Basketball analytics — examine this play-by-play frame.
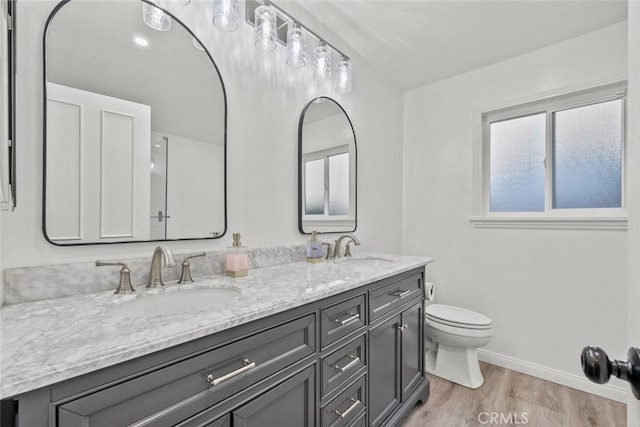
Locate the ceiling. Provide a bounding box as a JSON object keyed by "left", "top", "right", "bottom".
{"left": 294, "top": 0, "right": 628, "bottom": 91}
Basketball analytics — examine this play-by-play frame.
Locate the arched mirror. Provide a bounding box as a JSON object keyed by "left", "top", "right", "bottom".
{"left": 43, "top": 0, "right": 226, "bottom": 245}
{"left": 298, "top": 97, "right": 357, "bottom": 234}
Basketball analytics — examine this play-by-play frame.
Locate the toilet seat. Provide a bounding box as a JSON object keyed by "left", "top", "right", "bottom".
{"left": 425, "top": 304, "right": 492, "bottom": 330}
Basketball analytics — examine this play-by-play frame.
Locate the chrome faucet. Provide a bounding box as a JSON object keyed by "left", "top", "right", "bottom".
{"left": 147, "top": 245, "right": 176, "bottom": 288}
{"left": 333, "top": 234, "right": 361, "bottom": 258}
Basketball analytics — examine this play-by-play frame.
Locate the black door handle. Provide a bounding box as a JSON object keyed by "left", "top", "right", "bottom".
{"left": 581, "top": 345, "right": 640, "bottom": 399}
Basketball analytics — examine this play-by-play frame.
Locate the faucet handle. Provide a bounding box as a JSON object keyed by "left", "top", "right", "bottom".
{"left": 96, "top": 260, "right": 135, "bottom": 294}
{"left": 344, "top": 242, "right": 354, "bottom": 257}
{"left": 322, "top": 242, "right": 332, "bottom": 260}
{"left": 178, "top": 251, "right": 206, "bottom": 284}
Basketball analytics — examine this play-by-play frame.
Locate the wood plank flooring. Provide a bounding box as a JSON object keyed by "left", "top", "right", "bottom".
{"left": 403, "top": 362, "right": 626, "bottom": 427}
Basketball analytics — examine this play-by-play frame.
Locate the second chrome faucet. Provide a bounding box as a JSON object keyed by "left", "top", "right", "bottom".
{"left": 147, "top": 245, "right": 176, "bottom": 288}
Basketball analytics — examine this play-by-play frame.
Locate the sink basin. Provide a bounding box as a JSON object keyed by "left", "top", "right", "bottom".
{"left": 339, "top": 256, "right": 392, "bottom": 264}
{"left": 107, "top": 288, "right": 241, "bottom": 317}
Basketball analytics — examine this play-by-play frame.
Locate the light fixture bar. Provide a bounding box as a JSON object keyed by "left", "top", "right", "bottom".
{"left": 245, "top": 0, "right": 350, "bottom": 61}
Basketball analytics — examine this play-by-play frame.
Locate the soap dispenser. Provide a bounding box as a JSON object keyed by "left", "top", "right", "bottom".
{"left": 306, "top": 231, "right": 323, "bottom": 263}
{"left": 226, "top": 233, "right": 248, "bottom": 278}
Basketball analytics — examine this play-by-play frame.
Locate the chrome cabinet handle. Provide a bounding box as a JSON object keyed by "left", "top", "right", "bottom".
{"left": 334, "top": 355, "right": 360, "bottom": 373}
{"left": 206, "top": 359, "right": 256, "bottom": 386}
{"left": 392, "top": 289, "right": 411, "bottom": 298}
{"left": 397, "top": 323, "right": 408, "bottom": 332}
{"left": 335, "top": 312, "right": 360, "bottom": 326}
{"left": 335, "top": 397, "right": 360, "bottom": 419}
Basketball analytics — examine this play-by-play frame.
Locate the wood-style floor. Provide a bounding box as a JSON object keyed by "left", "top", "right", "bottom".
{"left": 404, "top": 362, "right": 626, "bottom": 427}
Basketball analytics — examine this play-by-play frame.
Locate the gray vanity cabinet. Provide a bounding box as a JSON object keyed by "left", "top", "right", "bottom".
{"left": 368, "top": 271, "right": 426, "bottom": 427}
{"left": 3, "top": 267, "right": 429, "bottom": 427}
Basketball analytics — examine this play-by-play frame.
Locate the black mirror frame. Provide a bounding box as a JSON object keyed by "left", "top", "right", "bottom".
{"left": 3, "top": 0, "right": 16, "bottom": 211}
{"left": 297, "top": 96, "right": 357, "bottom": 235}
{"left": 41, "top": 0, "right": 228, "bottom": 246}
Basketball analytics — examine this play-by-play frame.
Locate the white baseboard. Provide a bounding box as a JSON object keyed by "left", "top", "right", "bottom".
{"left": 478, "top": 349, "right": 627, "bottom": 403}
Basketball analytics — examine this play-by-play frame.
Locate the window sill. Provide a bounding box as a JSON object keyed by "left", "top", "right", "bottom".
{"left": 469, "top": 216, "right": 627, "bottom": 231}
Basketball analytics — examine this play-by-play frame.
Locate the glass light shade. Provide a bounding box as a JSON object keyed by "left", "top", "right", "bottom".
{"left": 213, "top": 0, "right": 238, "bottom": 32}
{"left": 335, "top": 60, "right": 352, "bottom": 93}
{"left": 287, "top": 26, "right": 306, "bottom": 68}
{"left": 254, "top": 5, "right": 277, "bottom": 51}
{"left": 313, "top": 45, "right": 332, "bottom": 80}
{"left": 171, "top": 0, "right": 191, "bottom": 5}
{"left": 142, "top": 3, "right": 172, "bottom": 32}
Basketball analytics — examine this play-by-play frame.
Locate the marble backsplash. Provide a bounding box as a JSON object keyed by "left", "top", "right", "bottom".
{"left": 3, "top": 244, "right": 307, "bottom": 305}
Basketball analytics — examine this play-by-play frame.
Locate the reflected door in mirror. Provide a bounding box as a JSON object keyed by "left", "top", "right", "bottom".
{"left": 46, "top": 83, "right": 151, "bottom": 242}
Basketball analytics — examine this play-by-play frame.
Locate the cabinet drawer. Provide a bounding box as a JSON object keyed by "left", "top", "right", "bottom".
{"left": 57, "top": 314, "right": 316, "bottom": 427}
{"left": 321, "top": 375, "right": 366, "bottom": 427}
{"left": 321, "top": 335, "right": 366, "bottom": 398}
{"left": 369, "top": 273, "right": 423, "bottom": 321}
{"left": 321, "top": 294, "right": 366, "bottom": 348}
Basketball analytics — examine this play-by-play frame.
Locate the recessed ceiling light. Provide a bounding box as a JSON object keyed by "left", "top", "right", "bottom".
{"left": 134, "top": 36, "right": 149, "bottom": 47}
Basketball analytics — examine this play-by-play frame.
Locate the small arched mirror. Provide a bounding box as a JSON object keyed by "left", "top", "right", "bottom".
{"left": 43, "top": 0, "right": 226, "bottom": 245}
{"left": 298, "top": 97, "right": 357, "bottom": 234}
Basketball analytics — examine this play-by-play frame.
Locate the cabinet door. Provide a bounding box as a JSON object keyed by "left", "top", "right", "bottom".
{"left": 368, "top": 314, "right": 401, "bottom": 427}
{"left": 232, "top": 365, "right": 315, "bottom": 427}
{"left": 401, "top": 303, "right": 423, "bottom": 399}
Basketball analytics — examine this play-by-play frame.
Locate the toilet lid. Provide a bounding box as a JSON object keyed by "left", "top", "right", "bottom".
{"left": 425, "top": 304, "right": 492, "bottom": 328}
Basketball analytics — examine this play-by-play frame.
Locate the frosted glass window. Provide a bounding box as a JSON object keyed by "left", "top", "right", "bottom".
{"left": 305, "top": 159, "right": 325, "bottom": 215}
{"left": 328, "top": 152, "right": 349, "bottom": 215}
{"left": 553, "top": 100, "right": 623, "bottom": 209}
{"left": 490, "top": 114, "right": 546, "bottom": 212}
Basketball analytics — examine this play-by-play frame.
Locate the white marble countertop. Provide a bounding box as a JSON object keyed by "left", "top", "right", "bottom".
{"left": 0, "top": 252, "right": 432, "bottom": 399}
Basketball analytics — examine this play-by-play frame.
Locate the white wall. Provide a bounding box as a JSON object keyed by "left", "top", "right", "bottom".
{"left": 403, "top": 22, "right": 628, "bottom": 400}
{"left": 0, "top": 1, "right": 405, "bottom": 301}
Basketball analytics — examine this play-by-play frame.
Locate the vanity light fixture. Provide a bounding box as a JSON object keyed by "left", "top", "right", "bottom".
{"left": 335, "top": 59, "right": 352, "bottom": 93}
{"left": 213, "top": 0, "right": 239, "bottom": 32}
{"left": 254, "top": 2, "right": 277, "bottom": 51}
{"left": 142, "top": 2, "right": 172, "bottom": 32}
{"left": 239, "top": 0, "right": 352, "bottom": 92}
{"left": 286, "top": 23, "right": 306, "bottom": 68}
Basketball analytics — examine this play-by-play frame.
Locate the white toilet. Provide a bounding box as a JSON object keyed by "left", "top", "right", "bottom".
{"left": 424, "top": 303, "right": 493, "bottom": 389}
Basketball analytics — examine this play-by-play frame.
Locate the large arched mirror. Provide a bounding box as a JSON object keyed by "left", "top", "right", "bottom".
{"left": 43, "top": 0, "right": 226, "bottom": 245}
{"left": 298, "top": 97, "right": 357, "bottom": 234}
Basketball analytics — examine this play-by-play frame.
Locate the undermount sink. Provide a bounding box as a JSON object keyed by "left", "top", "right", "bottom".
{"left": 107, "top": 287, "right": 241, "bottom": 317}
{"left": 339, "top": 256, "right": 392, "bottom": 264}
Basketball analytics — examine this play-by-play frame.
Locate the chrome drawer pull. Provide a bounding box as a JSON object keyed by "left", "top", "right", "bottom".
{"left": 397, "top": 323, "right": 408, "bottom": 332}
{"left": 334, "top": 355, "right": 360, "bottom": 373}
{"left": 335, "top": 312, "right": 360, "bottom": 326}
{"left": 206, "top": 359, "right": 256, "bottom": 386}
{"left": 392, "top": 289, "right": 411, "bottom": 298}
{"left": 335, "top": 397, "right": 360, "bottom": 419}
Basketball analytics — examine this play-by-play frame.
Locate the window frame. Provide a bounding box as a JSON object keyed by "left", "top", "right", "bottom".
{"left": 302, "top": 143, "right": 354, "bottom": 223}
{"left": 471, "top": 81, "right": 628, "bottom": 230}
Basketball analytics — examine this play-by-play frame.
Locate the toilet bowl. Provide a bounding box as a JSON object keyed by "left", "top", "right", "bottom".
{"left": 424, "top": 304, "right": 493, "bottom": 389}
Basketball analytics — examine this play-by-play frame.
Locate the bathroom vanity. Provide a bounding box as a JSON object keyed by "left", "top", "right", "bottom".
{"left": 0, "top": 253, "right": 432, "bottom": 426}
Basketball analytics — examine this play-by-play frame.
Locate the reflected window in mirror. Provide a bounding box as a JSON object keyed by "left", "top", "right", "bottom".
{"left": 43, "top": 0, "right": 227, "bottom": 245}
{"left": 299, "top": 97, "right": 356, "bottom": 234}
